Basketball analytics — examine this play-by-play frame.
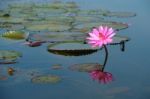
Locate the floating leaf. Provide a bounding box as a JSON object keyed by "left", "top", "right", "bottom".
{"left": 0, "top": 50, "right": 22, "bottom": 64}
{"left": 33, "top": 8, "right": 66, "bottom": 16}
{"left": 68, "top": 63, "right": 103, "bottom": 72}
{"left": 47, "top": 42, "right": 99, "bottom": 56}
{"left": 1, "top": 31, "right": 26, "bottom": 40}
{"left": 74, "top": 16, "right": 104, "bottom": 23}
{"left": 31, "top": 75, "right": 61, "bottom": 84}
{"left": 72, "top": 21, "right": 128, "bottom": 33}
{"left": 110, "top": 35, "right": 130, "bottom": 45}
{"left": 8, "top": 3, "right": 35, "bottom": 8}
{"left": 29, "top": 32, "right": 86, "bottom": 42}
{"left": 78, "top": 9, "right": 110, "bottom": 16}
{"left": 0, "top": 17, "right": 25, "bottom": 24}
{"left": 26, "top": 23, "right": 71, "bottom": 32}
{"left": 104, "top": 12, "right": 136, "bottom": 18}
{"left": 0, "top": 10, "right": 10, "bottom": 17}
{"left": 0, "top": 22, "right": 24, "bottom": 30}
{"left": 35, "top": 1, "right": 65, "bottom": 9}
{"left": 45, "top": 16, "right": 74, "bottom": 24}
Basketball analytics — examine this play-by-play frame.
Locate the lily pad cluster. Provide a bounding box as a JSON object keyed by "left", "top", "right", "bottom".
{"left": 0, "top": 1, "right": 135, "bottom": 56}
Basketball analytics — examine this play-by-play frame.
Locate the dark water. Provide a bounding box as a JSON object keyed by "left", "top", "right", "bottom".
{"left": 0, "top": 0, "right": 150, "bottom": 99}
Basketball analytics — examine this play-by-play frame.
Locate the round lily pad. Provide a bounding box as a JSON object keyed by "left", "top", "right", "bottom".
{"left": 72, "top": 21, "right": 128, "bottom": 33}
{"left": 0, "top": 10, "right": 10, "bottom": 17}
{"left": 26, "top": 23, "right": 71, "bottom": 32}
{"left": 1, "top": 31, "right": 27, "bottom": 40}
{"left": 35, "top": 1, "right": 65, "bottom": 9}
{"left": 0, "top": 50, "right": 22, "bottom": 64}
{"left": 47, "top": 42, "right": 99, "bottom": 56}
{"left": 78, "top": 9, "right": 110, "bottom": 16}
{"left": 45, "top": 16, "right": 74, "bottom": 24}
{"left": 104, "top": 12, "right": 136, "bottom": 18}
{"left": 33, "top": 8, "right": 66, "bottom": 16}
{"left": 74, "top": 16, "right": 104, "bottom": 23}
{"left": 0, "top": 17, "right": 25, "bottom": 24}
{"left": 8, "top": 3, "right": 35, "bottom": 8}
{"left": 31, "top": 75, "right": 61, "bottom": 84}
{"left": 110, "top": 35, "right": 130, "bottom": 45}
{"left": 68, "top": 63, "right": 103, "bottom": 72}
{"left": 29, "top": 32, "right": 86, "bottom": 42}
{"left": 0, "top": 22, "right": 24, "bottom": 30}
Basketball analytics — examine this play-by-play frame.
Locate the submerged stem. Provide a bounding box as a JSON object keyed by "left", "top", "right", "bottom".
{"left": 102, "top": 45, "right": 108, "bottom": 71}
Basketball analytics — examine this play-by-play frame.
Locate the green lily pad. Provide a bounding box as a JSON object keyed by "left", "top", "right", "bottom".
{"left": 45, "top": 16, "right": 74, "bottom": 24}
{"left": 31, "top": 75, "right": 61, "bottom": 84}
{"left": 1, "top": 31, "right": 27, "bottom": 40}
{"left": 78, "top": 9, "right": 110, "bottom": 16}
{"left": 26, "top": 23, "right": 71, "bottom": 32}
{"left": 104, "top": 12, "right": 136, "bottom": 18}
{"left": 47, "top": 42, "right": 99, "bottom": 56}
{"left": 0, "top": 10, "right": 10, "bottom": 17}
{"left": 0, "top": 22, "right": 24, "bottom": 30}
{"left": 74, "top": 16, "right": 104, "bottom": 23}
{"left": 8, "top": 3, "right": 35, "bottom": 8}
{"left": 110, "top": 35, "right": 130, "bottom": 45}
{"left": 29, "top": 32, "right": 86, "bottom": 42}
{"left": 72, "top": 21, "right": 128, "bottom": 33}
{"left": 68, "top": 63, "right": 103, "bottom": 72}
{"left": 0, "top": 50, "right": 22, "bottom": 64}
{"left": 0, "top": 17, "right": 25, "bottom": 24}
{"left": 33, "top": 8, "right": 66, "bottom": 16}
{"left": 9, "top": 8, "right": 36, "bottom": 18}
{"left": 35, "top": 1, "right": 65, "bottom": 9}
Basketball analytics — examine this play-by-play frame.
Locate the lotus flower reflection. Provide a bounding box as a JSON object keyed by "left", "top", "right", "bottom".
{"left": 86, "top": 26, "right": 116, "bottom": 48}
{"left": 90, "top": 70, "right": 113, "bottom": 84}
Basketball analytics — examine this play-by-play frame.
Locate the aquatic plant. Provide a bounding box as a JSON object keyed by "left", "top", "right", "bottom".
{"left": 86, "top": 26, "right": 115, "bottom": 84}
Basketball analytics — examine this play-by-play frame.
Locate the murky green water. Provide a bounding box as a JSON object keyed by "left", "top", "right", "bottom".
{"left": 0, "top": 0, "right": 150, "bottom": 99}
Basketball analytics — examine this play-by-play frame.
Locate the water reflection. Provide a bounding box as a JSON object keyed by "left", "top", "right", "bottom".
{"left": 90, "top": 70, "right": 113, "bottom": 84}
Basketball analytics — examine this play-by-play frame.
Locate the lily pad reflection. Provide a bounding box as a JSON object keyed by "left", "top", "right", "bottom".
{"left": 31, "top": 75, "right": 61, "bottom": 84}
{"left": 69, "top": 63, "right": 103, "bottom": 72}
{"left": 110, "top": 35, "right": 130, "bottom": 45}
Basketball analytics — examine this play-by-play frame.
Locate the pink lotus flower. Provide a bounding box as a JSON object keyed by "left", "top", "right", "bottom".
{"left": 90, "top": 70, "right": 113, "bottom": 84}
{"left": 86, "top": 26, "right": 116, "bottom": 48}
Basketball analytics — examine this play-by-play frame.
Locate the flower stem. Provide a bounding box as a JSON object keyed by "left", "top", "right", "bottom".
{"left": 102, "top": 45, "right": 108, "bottom": 71}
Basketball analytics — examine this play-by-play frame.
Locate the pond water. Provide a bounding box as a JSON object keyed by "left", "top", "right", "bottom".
{"left": 0, "top": 0, "right": 150, "bottom": 99}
